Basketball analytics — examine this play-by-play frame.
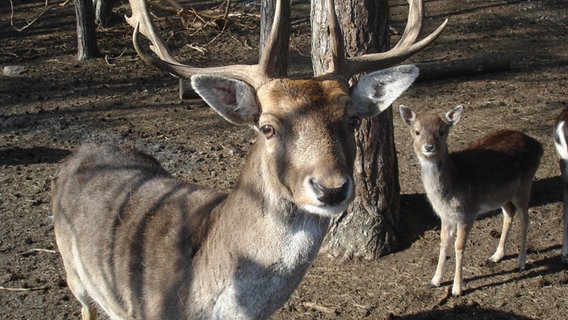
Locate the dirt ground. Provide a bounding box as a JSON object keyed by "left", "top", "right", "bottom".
{"left": 1, "top": 0, "right": 567, "bottom": 319}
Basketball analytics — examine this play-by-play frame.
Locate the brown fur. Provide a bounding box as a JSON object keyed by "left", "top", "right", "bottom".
{"left": 53, "top": 79, "right": 361, "bottom": 320}
{"left": 400, "top": 105, "right": 543, "bottom": 297}
{"left": 53, "top": 57, "right": 421, "bottom": 320}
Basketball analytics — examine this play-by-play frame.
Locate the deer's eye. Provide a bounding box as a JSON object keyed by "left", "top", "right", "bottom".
{"left": 348, "top": 116, "right": 361, "bottom": 129}
{"left": 260, "top": 125, "right": 275, "bottom": 138}
{"left": 414, "top": 130, "right": 420, "bottom": 136}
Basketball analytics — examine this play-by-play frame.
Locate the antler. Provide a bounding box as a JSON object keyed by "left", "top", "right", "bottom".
{"left": 125, "top": 0, "right": 287, "bottom": 88}
{"left": 127, "top": 0, "right": 446, "bottom": 87}
{"left": 324, "top": 0, "right": 448, "bottom": 79}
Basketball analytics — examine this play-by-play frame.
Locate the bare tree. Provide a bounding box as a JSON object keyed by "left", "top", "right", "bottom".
{"left": 74, "top": 0, "right": 115, "bottom": 61}
{"left": 75, "top": 0, "right": 100, "bottom": 60}
{"left": 94, "top": 0, "right": 114, "bottom": 27}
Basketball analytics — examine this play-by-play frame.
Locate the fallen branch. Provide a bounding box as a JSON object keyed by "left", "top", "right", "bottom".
{"left": 10, "top": 0, "right": 71, "bottom": 32}
{"left": 9, "top": 0, "right": 58, "bottom": 32}
{"left": 432, "top": 286, "right": 451, "bottom": 308}
{"left": 104, "top": 48, "right": 127, "bottom": 66}
{"left": 302, "top": 302, "right": 336, "bottom": 314}
{"left": 416, "top": 55, "right": 511, "bottom": 82}
{"left": 0, "top": 285, "right": 49, "bottom": 292}
{"left": 148, "top": 0, "right": 232, "bottom": 46}
{"left": 19, "top": 248, "right": 57, "bottom": 257}
{"left": 29, "top": 248, "right": 56, "bottom": 253}
{"left": 149, "top": 0, "right": 222, "bottom": 22}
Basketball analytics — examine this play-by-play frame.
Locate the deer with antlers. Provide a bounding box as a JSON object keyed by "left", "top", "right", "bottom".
{"left": 52, "top": 0, "right": 446, "bottom": 318}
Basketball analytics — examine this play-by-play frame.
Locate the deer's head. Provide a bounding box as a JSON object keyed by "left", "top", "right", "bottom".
{"left": 126, "top": 0, "right": 447, "bottom": 216}
{"left": 399, "top": 105, "right": 463, "bottom": 162}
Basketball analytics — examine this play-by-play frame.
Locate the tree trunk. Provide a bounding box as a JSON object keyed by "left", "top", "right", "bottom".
{"left": 75, "top": 0, "right": 100, "bottom": 60}
{"left": 259, "top": 0, "right": 290, "bottom": 77}
{"left": 311, "top": 0, "right": 400, "bottom": 260}
{"left": 94, "top": 0, "right": 114, "bottom": 27}
{"left": 416, "top": 55, "right": 511, "bottom": 82}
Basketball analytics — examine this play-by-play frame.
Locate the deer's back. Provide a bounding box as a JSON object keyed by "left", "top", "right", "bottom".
{"left": 52, "top": 144, "right": 226, "bottom": 318}
{"left": 424, "top": 130, "right": 542, "bottom": 221}
{"left": 452, "top": 130, "right": 543, "bottom": 184}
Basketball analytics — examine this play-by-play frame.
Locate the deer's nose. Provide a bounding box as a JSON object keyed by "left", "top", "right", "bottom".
{"left": 310, "top": 178, "right": 351, "bottom": 206}
{"left": 424, "top": 144, "right": 436, "bottom": 153}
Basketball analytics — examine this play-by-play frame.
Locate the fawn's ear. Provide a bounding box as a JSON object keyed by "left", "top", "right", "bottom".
{"left": 399, "top": 105, "right": 416, "bottom": 126}
{"left": 351, "top": 64, "right": 419, "bottom": 118}
{"left": 445, "top": 105, "right": 463, "bottom": 126}
{"left": 191, "top": 75, "right": 259, "bottom": 128}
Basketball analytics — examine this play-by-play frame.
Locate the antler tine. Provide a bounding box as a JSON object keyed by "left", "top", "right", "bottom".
{"left": 326, "top": 0, "right": 346, "bottom": 74}
{"left": 327, "top": 0, "right": 448, "bottom": 80}
{"left": 258, "top": 0, "right": 288, "bottom": 78}
{"left": 345, "top": 19, "right": 447, "bottom": 75}
{"left": 130, "top": 22, "right": 259, "bottom": 85}
{"left": 393, "top": 0, "right": 423, "bottom": 49}
{"left": 125, "top": 0, "right": 177, "bottom": 63}
{"left": 125, "top": 0, "right": 287, "bottom": 88}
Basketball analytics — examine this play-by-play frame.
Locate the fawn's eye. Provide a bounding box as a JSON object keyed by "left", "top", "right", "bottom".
{"left": 348, "top": 116, "right": 361, "bottom": 129}
{"left": 414, "top": 130, "right": 420, "bottom": 136}
{"left": 260, "top": 125, "right": 275, "bottom": 138}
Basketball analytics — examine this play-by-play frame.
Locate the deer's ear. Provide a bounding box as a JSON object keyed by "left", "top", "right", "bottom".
{"left": 191, "top": 75, "right": 259, "bottom": 127}
{"left": 351, "top": 64, "right": 419, "bottom": 118}
{"left": 399, "top": 105, "right": 416, "bottom": 126}
{"left": 445, "top": 105, "right": 463, "bottom": 126}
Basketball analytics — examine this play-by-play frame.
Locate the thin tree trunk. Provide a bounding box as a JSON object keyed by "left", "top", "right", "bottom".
{"left": 94, "top": 0, "right": 114, "bottom": 27}
{"left": 311, "top": 0, "right": 400, "bottom": 260}
{"left": 75, "top": 0, "right": 100, "bottom": 60}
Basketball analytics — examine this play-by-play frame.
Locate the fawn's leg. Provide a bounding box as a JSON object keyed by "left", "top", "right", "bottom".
{"left": 490, "top": 202, "right": 516, "bottom": 263}
{"left": 452, "top": 222, "right": 473, "bottom": 297}
{"left": 431, "top": 221, "right": 454, "bottom": 287}
{"left": 516, "top": 202, "right": 530, "bottom": 271}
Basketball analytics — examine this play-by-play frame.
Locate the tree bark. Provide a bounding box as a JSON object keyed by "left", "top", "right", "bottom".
{"left": 94, "top": 0, "right": 114, "bottom": 27}
{"left": 75, "top": 0, "right": 100, "bottom": 60}
{"left": 311, "top": 0, "right": 400, "bottom": 260}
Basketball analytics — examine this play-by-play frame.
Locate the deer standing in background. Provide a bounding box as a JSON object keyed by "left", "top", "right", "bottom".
{"left": 52, "top": 0, "right": 447, "bottom": 319}
{"left": 553, "top": 106, "right": 568, "bottom": 264}
{"left": 399, "top": 105, "right": 543, "bottom": 297}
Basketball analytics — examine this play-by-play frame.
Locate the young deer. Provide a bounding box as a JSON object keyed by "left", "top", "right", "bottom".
{"left": 553, "top": 106, "right": 568, "bottom": 263}
{"left": 399, "top": 105, "right": 543, "bottom": 297}
{"left": 52, "top": 0, "right": 447, "bottom": 319}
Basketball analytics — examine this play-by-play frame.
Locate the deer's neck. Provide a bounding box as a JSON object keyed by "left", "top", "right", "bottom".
{"left": 225, "top": 143, "right": 329, "bottom": 267}
{"left": 418, "top": 148, "right": 456, "bottom": 198}
{"left": 190, "top": 143, "right": 329, "bottom": 318}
